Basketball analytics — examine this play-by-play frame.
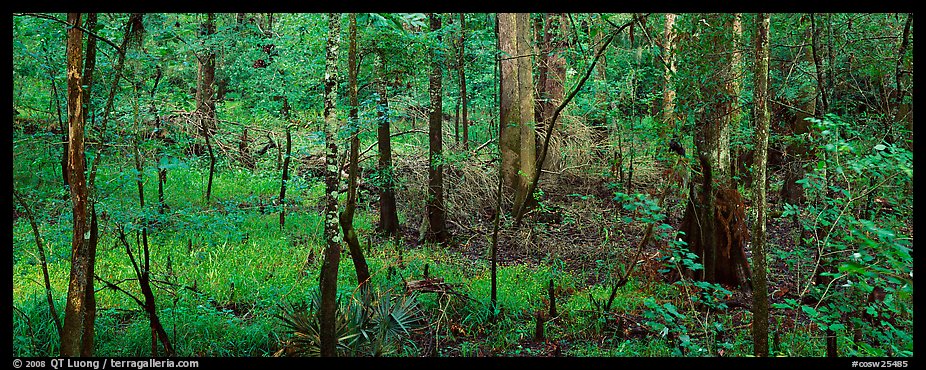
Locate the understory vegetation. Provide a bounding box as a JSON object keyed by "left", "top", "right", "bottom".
{"left": 12, "top": 12, "right": 913, "bottom": 358}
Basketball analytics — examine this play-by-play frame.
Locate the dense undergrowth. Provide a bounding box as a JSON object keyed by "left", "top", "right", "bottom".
{"left": 13, "top": 112, "right": 912, "bottom": 357}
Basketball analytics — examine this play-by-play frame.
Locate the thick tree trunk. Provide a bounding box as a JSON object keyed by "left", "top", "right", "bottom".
{"left": 537, "top": 13, "right": 566, "bottom": 140}
{"left": 376, "top": 53, "right": 400, "bottom": 237}
{"left": 340, "top": 14, "right": 371, "bottom": 288}
{"left": 678, "top": 13, "right": 751, "bottom": 289}
{"left": 425, "top": 13, "right": 448, "bottom": 243}
{"left": 318, "top": 12, "right": 342, "bottom": 358}
{"left": 61, "top": 12, "right": 96, "bottom": 357}
{"left": 751, "top": 13, "right": 772, "bottom": 358}
{"left": 498, "top": 13, "right": 537, "bottom": 213}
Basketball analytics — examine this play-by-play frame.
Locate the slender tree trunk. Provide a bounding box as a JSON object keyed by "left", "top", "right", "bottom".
{"left": 893, "top": 13, "right": 913, "bottom": 130}
{"left": 318, "top": 12, "right": 342, "bottom": 358}
{"left": 279, "top": 127, "right": 291, "bottom": 230}
{"left": 88, "top": 13, "right": 143, "bottom": 194}
{"left": 61, "top": 12, "right": 96, "bottom": 357}
{"left": 661, "top": 13, "right": 677, "bottom": 137}
{"left": 810, "top": 13, "right": 828, "bottom": 116}
{"left": 750, "top": 13, "right": 771, "bottom": 358}
{"left": 340, "top": 13, "right": 371, "bottom": 287}
{"left": 130, "top": 105, "right": 175, "bottom": 355}
{"left": 726, "top": 13, "right": 742, "bottom": 178}
{"left": 779, "top": 15, "right": 817, "bottom": 205}
{"left": 197, "top": 13, "right": 217, "bottom": 203}
{"left": 376, "top": 52, "right": 400, "bottom": 237}
{"left": 513, "top": 15, "right": 637, "bottom": 225}
{"left": 489, "top": 148, "right": 503, "bottom": 320}
{"left": 459, "top": 13, "right": 469, "bottom": 150}
{"left": 425, "top": 13, "right": 448, "bottom": 243}
{"left": 14, "top": 189, "right": 63, "bottom": 337}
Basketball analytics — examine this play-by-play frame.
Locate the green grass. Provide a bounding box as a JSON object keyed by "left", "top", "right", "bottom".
{"left": 12, "top": 126, "right": 912, "bottom": 357}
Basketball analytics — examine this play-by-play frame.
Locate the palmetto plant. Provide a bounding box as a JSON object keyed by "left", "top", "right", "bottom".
{"left": 275, "top": 288, "right": 426, "bottom": 357}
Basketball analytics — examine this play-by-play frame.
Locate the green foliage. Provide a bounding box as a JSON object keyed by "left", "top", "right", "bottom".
{"left": 781, "top": 115, "right": 912, "bottom": 356}
{"left": 276, "top": 288, "right": 425, "bottom": 357}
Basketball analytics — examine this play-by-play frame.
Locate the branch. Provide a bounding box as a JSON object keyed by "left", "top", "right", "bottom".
{"left": 514, "top": 13, "right": 648, "bottom": 225}
{"left": 95, "top": 275, "right": 144, "bottom": 307}
{"left": 15, "top": 13, "right": 122, "bottom": 53}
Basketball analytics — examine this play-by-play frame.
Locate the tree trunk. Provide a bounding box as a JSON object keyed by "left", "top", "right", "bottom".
{"left": 537, "top": 13, "right": 567, "bottom": 131}
{"left": 779, "top": 15, "right": 817, "bottom": 205}
{"left": 750, "top": 13, "right": 771, "bottom": 358}
{"left": 197, "top": 13, "right": 217, "bottom": 203}
{"left": 61, "top": 12, "right": 96, "bottom": 357}
{"left": 425, "top": 13, "right": 448, "bottom": 243}
{"left": 318, "top": 12, "right": 342, "bottom": 358}
{"left": 459, "top": 13, "right": 469, "bottom": 150}
{"left": 810, "top": 13, "right": 828, "bottom": 116}
{"left": 661, "top": 13, "right": 677, "bottom": 137}
{"left": 376, "top": 52, "right": 400, "bottom": 237}
{"left": 726, "top": 13, "right": 742, "bottom": 178}
{"left": 279, "top": 127, "right": 291, "bottom": 230}
{"left": 340, "top": 13, "right": 371, "bottom": 288}
{"left": 537, "top": 13, "right": 567, "bottom": 169}
{"left": 677, "top": 13, "right": 751, "bottom": 288}
{"left": 14, "top": 189, "right": 63, "bottom": 337}
{"left": 498, "top": 13, "right": 537, "bottom": 213}
{"left": 893, "top": 13, "right": 913, "bottom": 135}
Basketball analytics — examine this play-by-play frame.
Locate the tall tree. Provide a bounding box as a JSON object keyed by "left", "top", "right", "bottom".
{"left": 196, "top": 13, "right": 217, "bottom": 203}
{"left": 498, "top": 12, "right": 537, "bottom": 213}
{"left": 424, "top": 13, "right": 449, "bottom": 243}
{"left": 661, "top": 13, "right": 677, "bottom": 136}
{"left": 677, "top": 13, "right": 750, "bottom": 287}
{"left": 375, "top": 51, "right": 400, "bottom": 237}
{"left": 536, "top": 13, "right": 566, "bottom": 145}
{"left": 340, "top": 13, "right": 371, "bottom": 288}
{"left": 318, "top": 12, "right": 342, "bottom": 358}
{"left": 779, "top": 15, "right": 817, "bottom": 205}
{"left": 458, "top": 13, "right": 469, "bottom": 150}
{"left": 751, "top": 12, "right": 772, "bottom": 358}
{"left": 60, "top": 12, "right": 97, "bottom": 357}
{"left": 724, "top": 13, "right": 743, "bottom": 176}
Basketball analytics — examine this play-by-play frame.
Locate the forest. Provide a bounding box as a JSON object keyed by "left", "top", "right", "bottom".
{"left": 11, "top": 13, "right": 913, "bottom": 358}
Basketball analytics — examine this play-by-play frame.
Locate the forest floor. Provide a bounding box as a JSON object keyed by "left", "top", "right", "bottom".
{"left": 371, "top": 152, "right": 824, "bottom": 356}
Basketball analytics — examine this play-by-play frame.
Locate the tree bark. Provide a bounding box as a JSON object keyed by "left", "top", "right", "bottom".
{"left": 196, "top": 13, "right": 217, "bottom": 203}
{"left": 751, "top": 13, "right": 771, "bottom": 358}
{"left": 498, "top": 13, "right": 537, "bottom": 213}
{"left": 61, "top": 12, "right": 96, "bottom": 357}
{"left": 459, "top": 13, "right": 469, "bottom": 150}
{"left": 677, "top": 13, "right": 749, "bottom": 287}
{"left": 318, "top": 12, "right": 342, "bottom": 358}
{"left": 425, "top": 13, "right": 448, "bottom": 243}
{"left": 779, "top": 15, "right": 818, "bottom": 205}
{"left": 340, "top": 13, "right": 371, "bottom": 288}
{"left": 376, "top": 52, "right": 400, "bottom": 237}
{"left": 279, "top": 127, "right": 291, "bottom": 230}
{"left": 661, "top": 13, "right": 677, "bottom": 136}
{"left": 537, "top": 13, "right": 567, "bottom": 169}
{"left": 810, "top": 13, "right": 828, "bottom": 116}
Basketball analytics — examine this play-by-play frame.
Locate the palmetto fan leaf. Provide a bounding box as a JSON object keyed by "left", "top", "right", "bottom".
{"left": 275, "top": 289, "right": 426, "bottom": 357}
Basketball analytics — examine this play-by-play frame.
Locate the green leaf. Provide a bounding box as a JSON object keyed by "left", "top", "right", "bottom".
{"left": 801, "top": 305, "right": 818, "bottom": 318}
{"left": 873, "top": 144, "right": 886, "bottom": 151}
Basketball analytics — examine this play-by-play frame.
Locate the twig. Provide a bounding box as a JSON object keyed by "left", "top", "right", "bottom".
{"left": 15, "top": 13, "right": 122, "bottom": 52}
